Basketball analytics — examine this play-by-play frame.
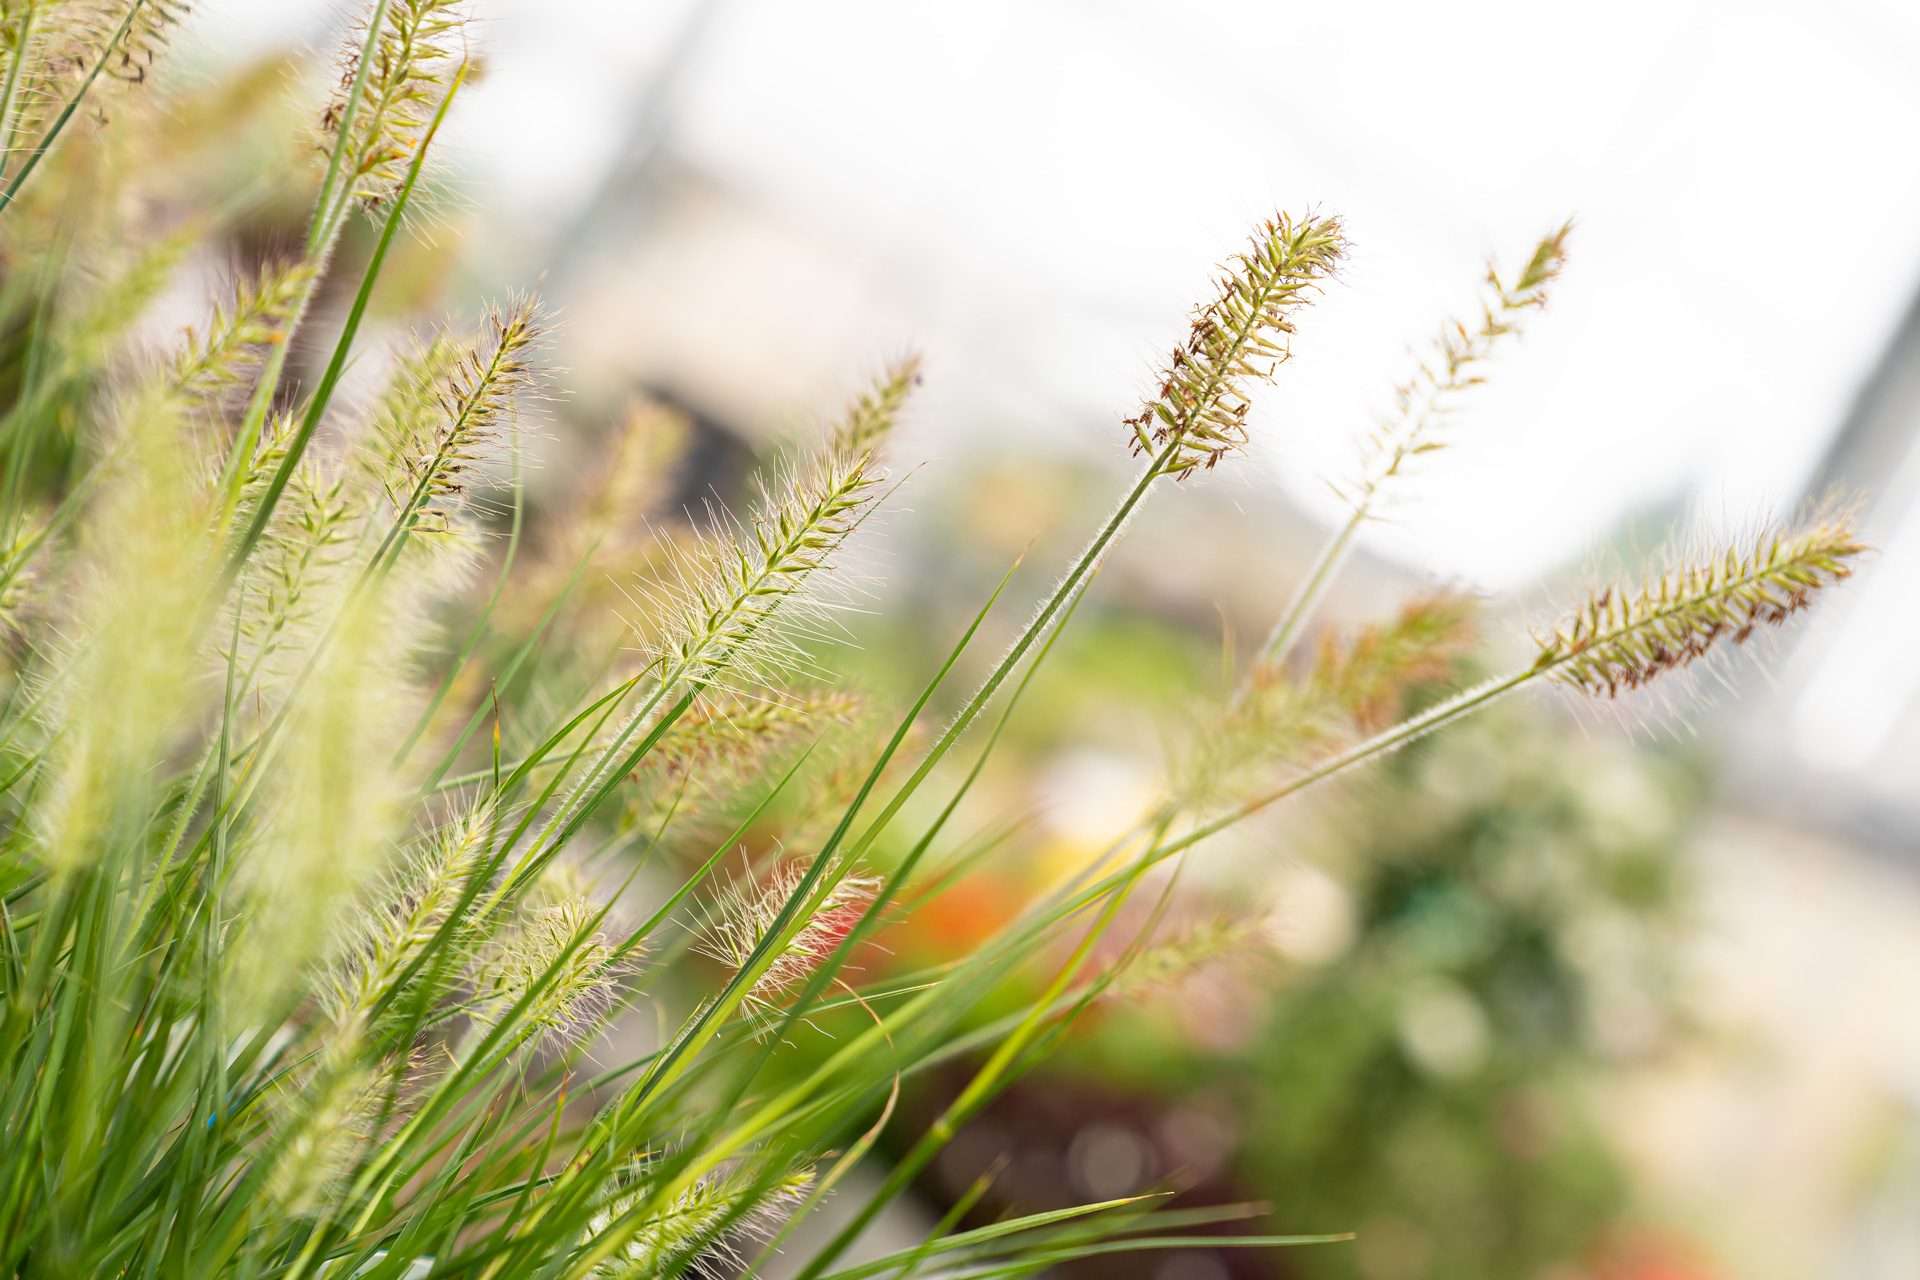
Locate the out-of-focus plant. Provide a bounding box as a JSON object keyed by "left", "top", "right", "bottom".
{"left": 0, "top": 4, "right": 1863, "bottom": 1278}
{"left": 1225, "top": 695, "right": 1700, "bottom": 1280}
{"left": 868, "top": 614, "right": 1703, "bottom": 1280}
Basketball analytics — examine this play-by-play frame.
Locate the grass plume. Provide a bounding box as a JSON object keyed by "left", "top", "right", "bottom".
{"left": 831, "top": 353, "right": 921, "bottom": 463}
{"left": 696, "top": 858, "right": 883, "bottom": 1016}
{"left": 1127, "top": 212, "right": 1345, "bottom": 478}
{"left": 171, "top": 258, "right": 315, "bottom": 402}
{"left": 323, "top": 0, "right": 467, "bottom": 211}
{"left": 1533, "top": 513, "right": 1865, "bottom": 698}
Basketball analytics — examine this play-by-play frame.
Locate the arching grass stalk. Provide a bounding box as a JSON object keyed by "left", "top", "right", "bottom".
{"left": 784, "top": 511, "right": 1863, "bottom": 1280}
{"left": 622, "top": 580, "right": 1101, "bottom": 1277}
{"left": 1070, "top": 515, "right": 1869, "bottom": 911}
{"left": 1256, "top": 224, "right": 1571, "bottom": 670}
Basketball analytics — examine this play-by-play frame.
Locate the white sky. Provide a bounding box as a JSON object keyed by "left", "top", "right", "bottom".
{"left": 186, "top": 0, "right": 1920, "bottom": 589}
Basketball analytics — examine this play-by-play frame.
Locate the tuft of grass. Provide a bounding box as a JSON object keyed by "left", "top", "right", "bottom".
{"left": 0, "top": 6, "right": 1862, "bottom": 1278}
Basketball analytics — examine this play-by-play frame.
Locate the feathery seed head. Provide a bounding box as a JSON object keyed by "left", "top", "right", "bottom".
{"left": 326, "top": 0, "right": 468, "bottom": 210}
{"left": 1178, "top": 595, "right": 1476, "bottom": 809}
{"left": 1534, "top": 514, "right": 1865, "bottom": 698}
{"left": 361, "top": 296, "right": 541, "bottom": 548}
{"left": 6, "top": 1, "right": 185, "bottom": 107}
{"left": 1106, "top": 918, "right": 1266, "bottom": 1000}
{"left": 639, "top": 450, "right": 878, "bottom": 694}
{"left": 170, "top": 258, "right": 314, "bottom": 402}
{"left": 230, "top": 585, "right": 421, "bottom": 1013}
{"left": 588, "top": 1160, "right": 814, "bottom": 1278}
{"left": 104, "top": 0, "right": 190, "bottom": 85}
{"left": 415, "top": 297, "right": 538, "bottom": 501}
{"left": 696, "top": 860, "right": 880, "bottom": 1013}
{"left": 626, "top": 688, "right": 863, "bottom": 835}
{"left": 648, "top": 688, "right": 862, "bottom": 783}
{"left": 829, "top": 354, "right": 921, "bottom": 464}
{"left": 1335, "top": 222, "right": 1571, "bottom": 514}
{"left": 263, "top": 1038, "right": 379, "bottom": 1219}
{"left": 325, "top": 798, "right": 495, "bottom": 1036}
{"left": 1309, "top": 594, "right": 1477, "bottom": 730}
{"left": 362, "top": 334, "right": 466, "bottom": 481}
{"left": 57, "top": 219, "right": 199, "bottom": 374}
{"left": 1506, "top": 220, "right": 1573, "bottom": 301}
{"left": 1126, "top": 211, "right": 1345, "bottom": 478}
{"left": 0, "top": 514, "right": 46, "bottom": 644}
{"left": 228, "top": 462, "right": 356, "bottom": 697}
{"left": 587, "top": 399, "right": 693, "bottom": 542}
{"left": 34, "top": 386, "right": 214, "bottom": 872}
{"left": 471, "top": 891, "right": 623, "bottom": 1051}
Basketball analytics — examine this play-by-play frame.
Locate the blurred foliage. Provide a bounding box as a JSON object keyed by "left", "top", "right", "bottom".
{"left": 1226, "top": 697, "right": 1702, "bottom": 1279}
{"left": 906, "top": 673, "right": 1706, "bottom": 1280}
{"left": 820, "top": 463, "right": 1712, "bottom": 1280}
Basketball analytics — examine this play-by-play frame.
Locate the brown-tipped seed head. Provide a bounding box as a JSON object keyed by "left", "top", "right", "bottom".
{"left": 106, "top": 0, "right": 192, "bottom": 85}
{"left": 360, "top": 296, "right": 540, "bottom": 542}
{"left": 1127, "top": 211, "right": 1346, "bottom": 478}
{"left": 326, "top": 0, "right": 469, "bottom": 209}
{"left": 1310, "top": 593, "right": 1478, "bottom": 730}
{"left": 1534, "top": 515, "right": 1866, "bottom": 697}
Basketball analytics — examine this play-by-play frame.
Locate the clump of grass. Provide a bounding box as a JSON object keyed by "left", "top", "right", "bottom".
{"left": 0, "top": 6, "right": 1861, "bottom": 1277}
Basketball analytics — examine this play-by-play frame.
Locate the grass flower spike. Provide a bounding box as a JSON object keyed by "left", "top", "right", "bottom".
{"left": 324, "top": 0, "right": 468, "bottom": 211}
{"left": 1339, "top": 223, "right": 1569, "bottom": 513}
{"left": 0, "top": 0, "right": 187, "bottom": 213}
{"left": 1534, "top": 514, "right": 1865, "bottom": 697}
{"left": 831, "top": 353, "right": 921, "bottom": 462}
{"left": 471, "top": 891, "right": 623, "bottom": 1050}
{"left": 644, "top": 451, "right": 879, "bottom": 693}
{"left": 587, "top": 1161, "right": 814, "bottom": 1278}
{"left": 1147, "top": 511, "right": 1866, "bottom": 875}
{"left": 325, "top": 799, "right": 494, "bottom": 1041}
{"left": 170, "top": 259, "right": 316, "bottom": 402}
{"left": 103, "top": 0, "right": 189, "bottom": 84}
{"left": 697, "top": 860, "right": 882, "bottom": 1015}
{"left": 1127, "top": 212, "right": 1345, "bottom": 478}
{"left": 1309, "top": 593, "right": 1477, "bottom": 729}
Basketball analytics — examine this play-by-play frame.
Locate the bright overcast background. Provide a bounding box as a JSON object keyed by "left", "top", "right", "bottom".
{"left": 188, "top": 0, "right": 1920, "bottom": 589}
